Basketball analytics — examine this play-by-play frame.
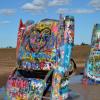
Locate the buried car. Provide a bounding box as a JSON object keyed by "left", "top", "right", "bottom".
{"left": 6, "top": 68, "right": 52, "bottom": 99}
{"left": 84, "top": 24, "right": 100, "bottom": 83}
{"left": 6, "top": 15, "right": 76, "bottom": 100}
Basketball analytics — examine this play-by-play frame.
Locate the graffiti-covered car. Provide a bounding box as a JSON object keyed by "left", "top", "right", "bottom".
{"left": 84, "top": 24, "right": 100, "bottom": 84}
{"left": 6, "top": 68, "right": 53, "bottom": 99}
{"left": 6, "top": 15, "right": 76, "bottom": 100}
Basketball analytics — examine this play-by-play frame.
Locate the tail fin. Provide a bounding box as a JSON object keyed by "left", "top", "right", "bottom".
{"left": 16, "top": 19, "right": 25, "bottom": 59}
{"left": 91, "top": 24, "right": 100, "bottom": 50}
{"left": 19, "top": 19, "right": 24, "bottom": 30}
{"left": 64, "top": 16, "right": 74, "bottom": 44}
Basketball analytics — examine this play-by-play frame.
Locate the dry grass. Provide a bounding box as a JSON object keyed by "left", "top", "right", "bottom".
{"left": 72, "top": 45, "right": 90, "bottom": 63}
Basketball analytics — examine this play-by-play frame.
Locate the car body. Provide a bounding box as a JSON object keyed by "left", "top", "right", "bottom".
{"left": 85, "top": 24, "right": 100, "bottom": 83}
{"left": 6, "top": 16, "right": 76, "bottom": 99}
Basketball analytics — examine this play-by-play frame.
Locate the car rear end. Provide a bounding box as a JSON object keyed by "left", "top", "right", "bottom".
{"left": 6, "top": 69, "right": 47, "bottom": 100}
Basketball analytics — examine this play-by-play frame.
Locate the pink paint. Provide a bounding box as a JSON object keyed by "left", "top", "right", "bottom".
{"left": 51, "top": 23, "right": 58, "bottom": 35}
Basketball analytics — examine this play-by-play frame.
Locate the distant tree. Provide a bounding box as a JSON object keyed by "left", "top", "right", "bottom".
{"left": 9, "top": 46, "right": 12, "bottom": 48}
{"left": 81, "top": 42, "right": 88, "bottom": 46}
{"left": 7, "top": 46, "right": 13, "bottom": 48}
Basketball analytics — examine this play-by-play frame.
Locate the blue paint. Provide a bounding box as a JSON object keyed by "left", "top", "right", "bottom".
{"left": 0, "top": 87, "right": 5, "bottom": 94}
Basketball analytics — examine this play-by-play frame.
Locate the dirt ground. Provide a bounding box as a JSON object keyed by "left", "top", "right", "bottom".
{"left": 69, "top": 83, "right": 100, "bottom": 100}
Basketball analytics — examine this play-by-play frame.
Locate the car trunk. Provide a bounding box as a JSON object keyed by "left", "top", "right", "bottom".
{"left": 6, "top": 69, "right": 53, "bottom": 100}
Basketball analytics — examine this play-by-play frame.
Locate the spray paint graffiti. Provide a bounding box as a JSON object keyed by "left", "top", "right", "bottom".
{"left": 85, "top": 24, "right": 100, "bottom": 83}
{"left": 7, "top": 73, "right": 46, "bottom": 100}
{"left": 51, "top": 16, "right": 74, "bottom": 99}
{"left": 6, "top": 15, "right": 75, "bottom": 100}
{"left": 16, "top": 21, "right": 58, "bottom": 70}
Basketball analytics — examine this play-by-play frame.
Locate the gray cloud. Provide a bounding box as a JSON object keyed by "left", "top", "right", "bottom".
{"left": 48, "top": 0, "right": 70, "bottom": 6}
{"left": 22, "top": 0, "right": 47, "bottom": 13}
{"left": 0, "top": 9, "right": 16, "bottom": 16}
{"left": 90, "top": 0, "right": 100, "bottom": 10}
{"left": 0, "top": 20, "right": 11, "bottom": 25}
{"left": 22, "top": 0, "right": 98, "bottom": 15}
{"left": 57, "top": 8, "right": 95, "bottom": 14}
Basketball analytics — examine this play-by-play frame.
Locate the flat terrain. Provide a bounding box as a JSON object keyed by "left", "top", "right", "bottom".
{"left": 69, "top": 83, "right": 100, "bottom": 100}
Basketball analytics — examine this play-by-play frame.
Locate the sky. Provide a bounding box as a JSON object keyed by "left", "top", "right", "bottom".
{"left": 0, "top": 0, "right": 100, "bottom": 47}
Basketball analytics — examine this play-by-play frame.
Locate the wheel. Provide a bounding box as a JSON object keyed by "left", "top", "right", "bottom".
{"left": 69, "top": 58, "right": 77, "bottom": 76}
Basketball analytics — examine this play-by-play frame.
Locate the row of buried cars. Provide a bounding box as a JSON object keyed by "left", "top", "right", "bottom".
{"left": 6, "top": 15, "right": 100, "bottom": 100}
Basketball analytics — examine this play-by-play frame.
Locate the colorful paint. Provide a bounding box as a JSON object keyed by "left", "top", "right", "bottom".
{"left": 7, "top": 78, "right": 46, "bottom": 99}
{"left": 85, "top": 24, "right": 100, "bottom": 83}
{"left": 6, "top": 15, "right": 75, "bottom": 100}
{"left": 51, "top": 16, "right": 74, "bottom": 99}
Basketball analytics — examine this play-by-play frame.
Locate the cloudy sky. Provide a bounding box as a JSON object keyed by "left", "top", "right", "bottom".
{"left": 0, "top": 0, "right": 100, "bottom": 47}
